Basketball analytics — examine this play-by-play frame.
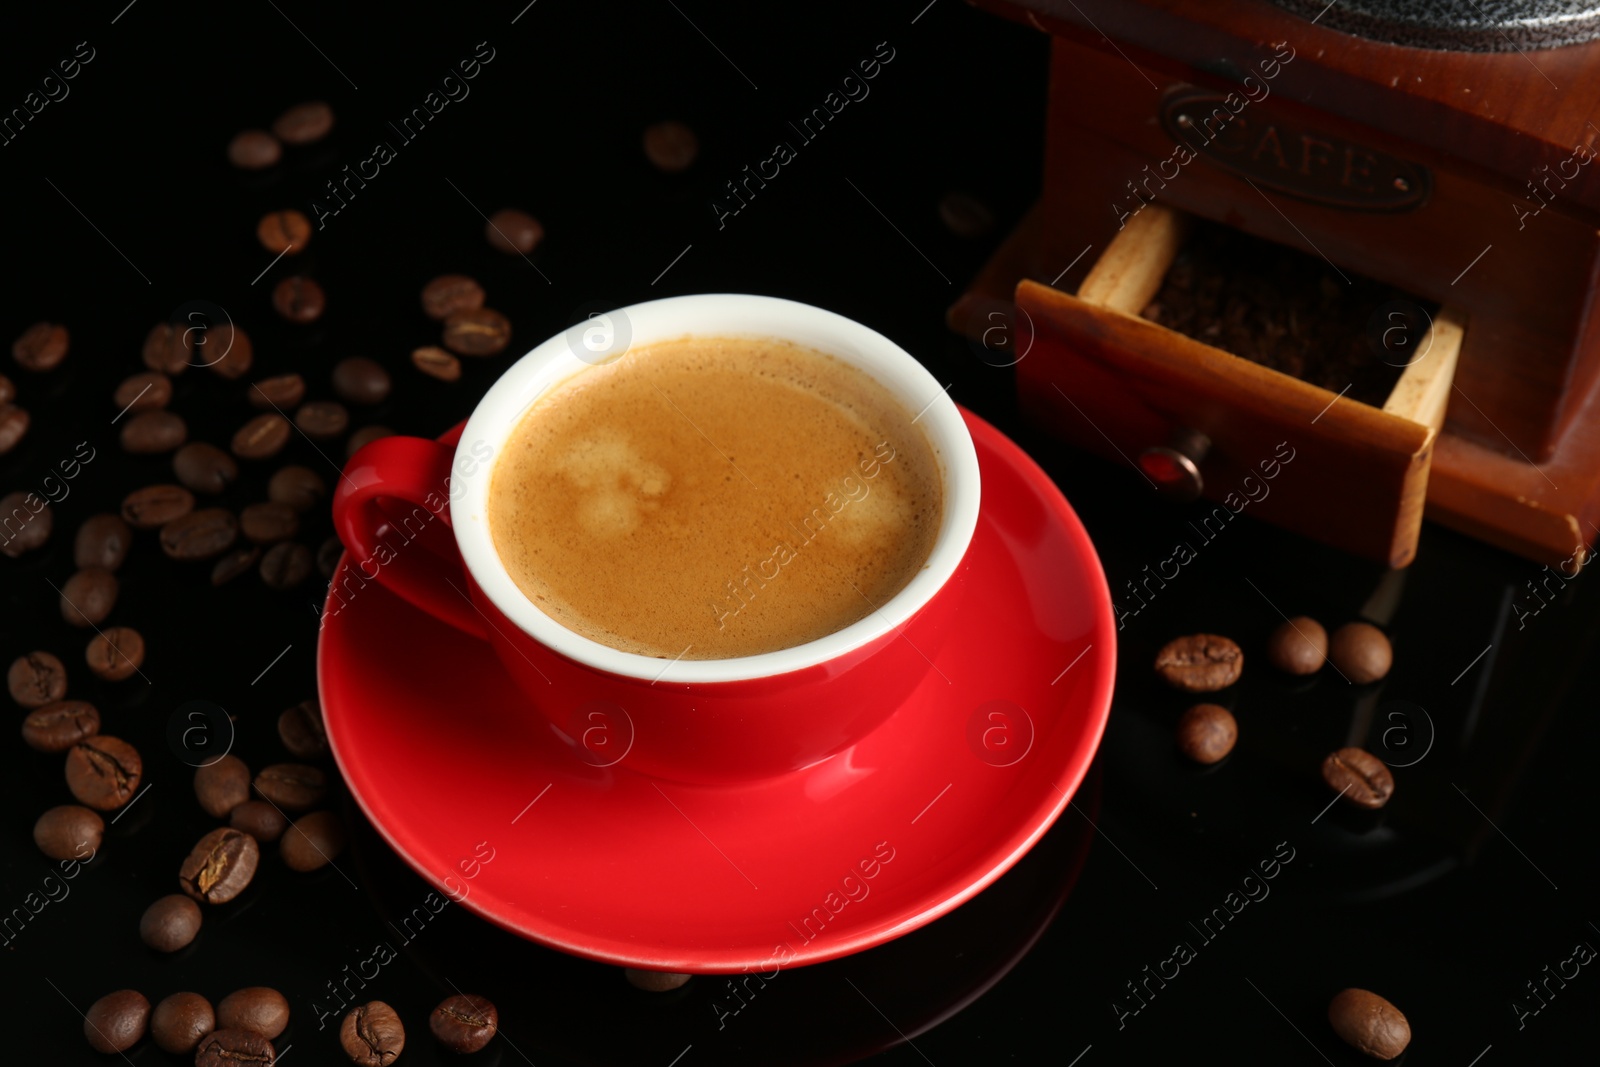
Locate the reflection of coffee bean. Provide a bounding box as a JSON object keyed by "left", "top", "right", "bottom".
{"left": 260, "top": 542, "right": 313, "bottom": 589}
{"left": 281, "top": 810, "right": 345, "bottom": 871}
{"left": 140, "top": 894, "right": 203, "bottom": 952}
{"left": 195, "top": 754, "right": 252, "bottom": 818}
{"left": 333, "top": 357, "right": 391, "bottom": 405}
{"left": 643, "top": 121, "right": 699, "bottom": 172}
{"left": 143, "top": 322, "right": 192, "bottom": 374}
{"left": 87, "top": 626, "right": 145, "bottom": 681}
{"left": 76, "top": 513, "right": 133, "bottom": 571}
{"left": 179, "top": 828, "right": 259, "bottom": 904}
{"left": 269, "top": 465, "right": 327, "bottom": 512}
{"left": 66, "top": 735, "right": 142, "bottom": 810}
{"left": 241, "top": 501, "right": 300, "bottom": 544}
{"left": 0, "top": 491, "right": 50, "bottom": 556}
{"left": 317, "top": 536, "right": 344, "bottom": 577}
{"left": 443, "top": 308, "right": 512, "bottom": 356}
{"left": 1267, "top": 616, "right": 1327, "bottom": 675}
{"left": 196, "top": 1028, "right": 275, "bottom": 1067}
{"left": 341, "top": 1001, "right": 405, "bottom": 1067}
{"left": 626, "top": 969, "right": 692, "bottom": 992}
{"left": 486, "top": 208, "right": 542, "bottom": 254}
{"left": 346, "top": 425, "right": 393, "bottom": 457}
{"left": 938, "top": 191, "right": 994, "bottom": 238}
{"left": 33, "top": 804, "right": 103, "bottom": 860}
{"left": 228, "top": 129, "right": 281, "bottom": 169}
{"left": 272, "top": 100, "right": 335, "bottom": 144}
{"left": 1176, "top": 703, "right": 1236, "bottom": 764}
{"left": 430, "top": 994, "right": 498, "bottom": 1053}
{"left": 421, "top": 275, "right": 485, "bottom": 320}
{"left": 278, "top": 698, "right": 328, "bottom": 759}
{"left": 255, "top": 762, "right": 327, "bottom": 810}
{"left": 22, "top": 700, "right": 100, "bottom": 753}
{"left": 1154, "top": 634, "right": 1243, "bottom": 692}
{"left": 1329, "top": 622, "right": 1392, "bottom": 684}
{"left": 120, "top": 409, "right": 188, "bottom": 454}
{"left": 211, "top": 546, "right": 261, "bottom": 586}
{"left": 61, "top": 568, "right": 119, "bottom": 627}
{"left": 1321, "top": 746, "right": 1394, "bottom": 809}
{"left": 232, "top": 413, "right": 292, "bottom": 460}
{"left": 12, "top": 321, "right": 69, "bottom": 372}
{"left": 160, "top": 508, "right": 240, "bottom": 561}
{"left": 83, "top": 990, "right": 150, "bottom": 1055}
{"left": 230, "top": 800, "right": 287, "bottom": 842}
{"left": 9, "top": 650, "right": 68, "bottom": 707}
{"left": 257, "top": 210, "right": 312, "bottom": 255}
{"left": 412, "top": 345, "right": 462, "bottom": 381}
{"left": 1328, "top": 988, "right": 1410, "bottom": 1060}
{"left": 295, "top": 400, "right": 349, "bottom": 439}
{"left": 150, "top": 991, "right": 214, "bottom": 1055}
{"left": 114, "top": 371, "right": 172, "bottom": 413}
{"left": 217, "top": 987, "right": 290, "bottom": 1039}
{"left": 174, "top": 442, "right": 240, "bottom": 494}
{"left": 272, "top": 275, "right": 326, "bottom": 323}
{"left": 250, "top": 373, "right": 307, "bottom": 410}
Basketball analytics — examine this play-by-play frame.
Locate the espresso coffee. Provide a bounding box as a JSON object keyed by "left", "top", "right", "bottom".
{"left": 489, "top": 336, "right": 944, "bottom": 659}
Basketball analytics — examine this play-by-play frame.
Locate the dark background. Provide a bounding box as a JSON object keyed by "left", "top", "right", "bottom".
{"left": 3, "top": 1, "right": 1597, "bottom": 1063}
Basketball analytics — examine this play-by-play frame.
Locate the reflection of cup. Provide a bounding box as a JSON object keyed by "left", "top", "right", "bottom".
{"left": 333, "top": 294, "right": 981, "bottom": 784}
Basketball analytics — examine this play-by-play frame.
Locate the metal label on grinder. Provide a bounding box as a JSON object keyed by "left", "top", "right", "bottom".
{"left": 1159, "top": 86, "right": 1431, "bottom": 212}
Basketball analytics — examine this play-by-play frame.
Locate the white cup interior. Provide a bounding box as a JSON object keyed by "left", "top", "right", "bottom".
{"left": 451, "top": 294, "right": 981, "bottom": 684}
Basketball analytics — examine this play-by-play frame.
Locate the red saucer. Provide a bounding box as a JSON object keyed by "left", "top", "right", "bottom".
{"left": 318, "top": 408, "right": 1116, "bottom": 972}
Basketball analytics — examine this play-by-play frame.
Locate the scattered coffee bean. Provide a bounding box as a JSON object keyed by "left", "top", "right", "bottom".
{"left": 1328, "top": 988, "right": 1410, "bottom": 1060}
{"left": 421, "top": 275, "right": 485, "bottom": 320}
{"left": 114, "top": 371, "right": 172, "bottom": 413}
{"left": 625, "top": 969, "right": 692, "bottom": 992}
{"left": 258, "top": 209, "right": 312, "bottom": 255}
{"left": 643, "top": 120, "right": 699, "bottom": 172}
{"left": 241, "top": 501, "right": 300, "bottom": 544}
{"left": 1321, "top": 746, "right": 1395, "bottom": 809}
{"left": 212, "top": 546, "right": 262, "bottom": 586}
{"left": 217, "top": 987, "right": 290, "bottom": 1040}
{"left": 278, "top": 698, "right": 328, "bottom": 759}
{"left": 250, "top": 373, "right": 307, "bottom": 410}
{"left": 83, "top": 990, "right": 150, "bottom": 1055}
{"left": 341, "top": 1001, "right": 405, "bottom": 1067}
{"left": 120, "top": 409, "right": 188, "bottom": 454}
{"left": 1176, "top": 703, "right": 1237, "bottom": 764}
{"left": 273, "top": 99, "right": 335, "bottom": 143}
{"left": 317, "top": 536, "right": 344, "bottom": 577}
{"left": 140, "top": 894, "right": 203, "bottom": 952}
{"left": 76, "top": 513, "right": 133, "bottom": 571}
{"left": 160, "top": 508, "right": 241, "bottom": 561}
{"left": 174, "top": 442, "right": 240, "bottom": 494}
{"left": 196, "top": 1027, "right": 275, "bottom": 1067}
{"left": 228, "top": 128, "right": 281, "bottom": 169}
{"left": 1267, "top": 616, "right": 1328, "bottom": 675}
{"left": 87, "top": 626, "right": 145, "bottom": 681}
{"left": 332, "top": 357, "right": 390, "bottom": 405}
{"left": 179, "top": 827, "right": 259, "bottom": 904}
{"left": 66, "top": 735, "right": 142, "bottom": 810}
{"left": 938, "top": 191, "right": 995, "bottom": 238}
{"left": 230, "top": 800, "right": 288, "bottom": 843}
{"left": 12, "top": 321, "right": 69, "bottom": 372}
{"left": 0, "top": 403, "right": 28, "bottom": 455}
{"left": 1329, "top": 622, "right": 1393, "bottom": 684}
{"left": 122, "top": 484, "right": 195, "bottom": 528}
{"left": 1154, "top": 633, "right": 1243, "bottom": 692}
{"left": 151, "top": 991, "right": 215, "bottom": 1055}
{"left": 233, "top": 413, "right": 292, "bottom": 460}
{"left": 272, "top": 275, "right": 326, "bottom": 323}
{"left": 61, "top": 567, "right": 119, "bottom": 627}
{"left": 0, "top": 372, "right": 13, "bottom": 403}
{"left": 255, "top": 762, "right": 327, "bottom": 811}
{"left": 33, "top": 804, "right": 103, "bottom": 861}
{"left": 195, "top": 754, "right": 252, "bottom": 819}
{"left": 142, "top": 321, "right": 192, "bottom": 374}
{"left": 9, "top": 650, "right": 67, "bottom": 707}
{"left": 486, "top": 208, "right": 542, "bottom": 255}
{"left": 411, "top": 345, "right": 462, "bottom": 381}
{"left": 443, "top": 307, "right": 512, "bottom": 356}
{"left": 0, "top": 491, "right": 50, "bottom": 556}
{"left": 295, "top": 400, "right": 349, "bottom": 439}
{"left": 268, "top": 465, "right": 327, "bottom": 513}
{"left": 204, "top": 321, "right": 254, "bottom": 379}
{"left": 346, "top": 425, "right": 393, "bottom": 457}
{"left": 21, "top": 700, "right": 100, "bottom": 752}
{"left": 261, "top": 542, "right": 314, "bottom": 589}
{"left": 430, "top": 994, "right": 498, "bottom": 1053}
{"left": 282, "top": 810, "right": 346, "bottom": 872}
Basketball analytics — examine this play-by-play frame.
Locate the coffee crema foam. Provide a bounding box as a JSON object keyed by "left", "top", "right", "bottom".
{"left": 487, "top": 335, "right": 943, "bottom": 659}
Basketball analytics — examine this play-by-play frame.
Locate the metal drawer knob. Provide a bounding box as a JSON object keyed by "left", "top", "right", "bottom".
{"left": 1139, "top": 428, "right": 1211, "bottom": 502}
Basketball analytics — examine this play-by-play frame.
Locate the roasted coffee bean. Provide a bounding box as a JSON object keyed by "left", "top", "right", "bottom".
{"left": 1328, "top": 988, "right": 1410, "bottom": 1060}
{"left": 278, "top": 698, "right": 328, "bottom": 759}
{"left": 442, "top": 307, "right": 512, "bottom": 356}
{"left": 1154, "top": 633, "right": 1243, "bottom": 692}
{"left": 33, "top": 804, "right": 103, "bottom": 861}
{"left": 151, "top": 991, "right": 214, "bottom": 1055}
{"left": 217, "top": 987, "right": 290, "bottom": 1040}
{"left": 272, "top": 275, "right": 326, "bottom": 323}
{"left": 341, "top": 1001, "right": 405, "bottom": 1066}
{"left": 261, "top": 542, "right": 313, "bottom": 589}
{"left": 268, "top": 465, "right": 326, "bottom": 512}
{"left": 332, "top": 357, "right": 390, "bottom": 405}
{"left": 317, "top": 536, "right": 344, "bottom": 577}
{"left": 421, "top": 274, "right": 485, "bottom": 320}
{"left": 123, "top": 484, "right": 195, "bottom": 528}
{"left": 643, "top": 120, "right": 698, "bottom": 172}
{"left": 273, "top": 99, "right": 335, "bottom": 143}
{"left": 140, "top": 894, "right": 203, "bottom": 952}
{"left": 1329, "top": 622, "right": 1393, "bottom": 684}
{"left": 0, "top": 490, "right": 50, "bottom": 556}
{"left": 174, "top": 442, "right": 240, "bottom": 495}
{"left": 430, "top": 994, "right": 498, "bottom": 1053}
{"left": 22, "top": 700, "right": 100, "bottom": 753}
{"left": 179, "top": 827, "right": 259, "bottom": 904}
{"left": 233, "top": 413, "right": 292, "bottom": 459}
{"left": 160, "top": 508, "right": 240, "bottom": 561}
{"left": 61, "top": 567, "right": 119, "bottom": 627}
{"left": 0, "top": 402, "right": 28, "bottom": 455}
{"left": 83, "top": 990, "right": 149, "bottom": 1054}
{"left": 211, "top": 546, "right": 261, "bottom": 586}
{"left": 486, "top": 208, "right": 542, "bottom": 254}
{"left": 255, "top": 762, "right": 327, "bottom": 811}
{"left": 142, "top": 321, "right": 192, "bottom": 374}
{"left": 195, "top": 754, "right": 252, "bottom": 819}
{"left": 1267, "top": 616, "right": 1328, "bottom": 675}
{"left": 347, "top": 425, "right": 393, "bottom": 457}
{"left": 295, "top": 400, "right": 349, "bottom": 439}
{"left": 0, "top": 372, "right": 13, "bottom": 403}
{"left": 258, "top": 209, "right": 312, "bottom": 255}
{"left": 228, "top": 128, "right": 281, "bottom": 169}
{"left": 66, "top": 735, "right": 142, "bottom": 810}
{"left": 87, "top": 626, "right": 145, "bottom": 681}
{"left": 625, "top": 969, "right": 692, "bottom": 992}
{"left": 196, "top": 1027, "right": 275, "bottom": 1067}
{"left": 9, "top": 650, "right": 67, "bottom": 707}
{"left": 76, "top": 513, "right": 133, "bottom": 571}
{"left": 938, "top": 191, "right": 995, "bottom": 238}
{"left": 282, "top": 810, "right": 345, "bottom": 872}
{"left": 249, "top": 373, "right": 307, "bottom": 410}
{"left": 120, "top": 409, "right": 188, "bottom": 454}
{"left": 241, "top": 501, "right": 300, "bottom": 544}
{"left": 204, "top": 321, "right": 254, "bottom": 379}
{"left": 114, "top": 371, "right": 172, "bottom": 413}
{"left": 12, "top": 321, "right": 69, "bottom": 371}
{"left": 411, "top": 344, "right": 462, "bottom": 381}
{"left": 1176, "top": 703, "right": 1237, "bottom": 764}
{"left": 230, "top": 800, "right": 288, "bottom": 843}
{"left": 1321, "top": 746, "right": 1395, "bottom": 809}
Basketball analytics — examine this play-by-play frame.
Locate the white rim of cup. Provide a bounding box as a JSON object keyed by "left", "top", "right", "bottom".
{"left": 452, "top": 294, "right": 982, "bottom": 684}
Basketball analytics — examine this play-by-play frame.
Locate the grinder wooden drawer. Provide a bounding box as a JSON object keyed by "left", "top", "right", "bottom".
{"left": 1017, "top": 204, "right": 1464, "bottom": 567}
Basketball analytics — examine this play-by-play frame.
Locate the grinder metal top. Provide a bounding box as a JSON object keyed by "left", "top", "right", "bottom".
{"left": 1271, "top": 0, "right": 1600, "bottom": 51}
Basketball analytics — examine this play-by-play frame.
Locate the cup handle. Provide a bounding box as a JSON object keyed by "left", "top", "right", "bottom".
{"left": 332, "top": 436, "right": 487, "bottom": 638}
